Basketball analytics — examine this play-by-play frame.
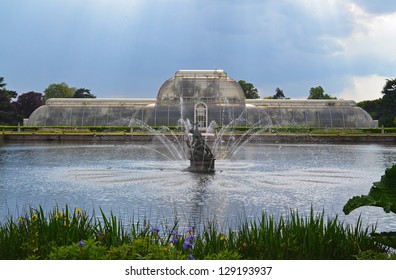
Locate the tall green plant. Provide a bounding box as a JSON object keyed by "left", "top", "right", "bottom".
{"left": 231, "top": 209, "right": 381, "bottom": 259}
{"left": 96, "top": 208, "right": 131, "bottom": 247}
{"left": 343, "top": 164, "right": 396, "bottom": 248}
{"left": 0, "top": 205, "right": 390, "bottom": 259}
{"left": 0, "top": 206, "right": 96, "bottom": 259}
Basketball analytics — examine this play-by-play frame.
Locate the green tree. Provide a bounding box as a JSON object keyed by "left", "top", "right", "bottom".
{"left": 273, "top": 87, "right": 285, "bottom": 99}
{"left": 308, "top": 86, "right": 337, "bottom": 100}
{"left": 73, "top": 88, "right": 96, "bottom": 98}
{"left": 44, "top": 82, "right": 75, "bottom": 101}
{"left": 357, "top": 99, "right": 380, "bottom": 121}
{"left": 238, "top": 80, "right": 260, "bottom": 99}
{"left": 0, "top": 91, "right": 15, "bottom": 124}
{"left": 358, "top": 78, "right": 396, "bottom": 127}
{"left": 0, "top": 77, "right": 6, "bottom": 89}
{"left": 0, "top": 77, "right": 18, "bottom": 124}
{"left": 0, "top": 77, "right": 17, "bottom": 99}
{"left": 379, "top": 78, "right": 396, "bottom": 127}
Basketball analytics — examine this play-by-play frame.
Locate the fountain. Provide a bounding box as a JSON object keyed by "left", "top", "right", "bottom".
{"left": 127, "top": 112, "right": 272, "bottom": 171}
{"left": 185, "top": 122, "right": 215, "bottom": 173}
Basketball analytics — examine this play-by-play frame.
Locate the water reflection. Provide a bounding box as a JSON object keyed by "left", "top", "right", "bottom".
{"left": 0, "top": 142, "right": 395, "bottom": 232}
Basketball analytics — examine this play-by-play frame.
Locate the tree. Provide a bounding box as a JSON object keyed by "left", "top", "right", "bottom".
{"left": 0, "top": 77, "right": 17, "bottom": 99}
{"left": 308, "top": 86, "right": 337, "bottom": 100}
{"left": 44, "top": 82, "right": 75, "bottom": 101}
{"left": 0, "top": 77, "right": 18, "bottom": 124}
{"left": 382, "top": 78, "right": 396, "bottom": 95}
{"left": 379, "top": 78, "right": 396, "bottom": 127}
{"left": 273, "top": 87, "right": 285, "bottom": 99}
{"left": 0, "top": 90, "right": 16, "bottom": 124}
{"left": 238, "top": 80, "right": 260, "bottom": 99}
{"left": 73, "top": 88, "right": 96, "bottom": 98}
{"left": 357, "top": 99, "right": 380, "bottom": 120}
{"left": 0, "top": 77, "right": 6, "bottom": 89}
{"left": 13, "top": 92, "right": 44, "bottom": 119}
{"left": 357, "top": 78, "right": 396, "bottom": 127}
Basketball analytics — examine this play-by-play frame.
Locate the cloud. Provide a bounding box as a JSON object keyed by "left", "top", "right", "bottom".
{"left": 337, "top": 75, "right": 386, "bottom": 102}
{"left": 1, "top": 0, "right": 395, "bottom": 102}
{"left": 333, "top": 4, "right": 396, "bottom": 61}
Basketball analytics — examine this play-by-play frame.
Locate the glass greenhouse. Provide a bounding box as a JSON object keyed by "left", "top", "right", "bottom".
{"left": 27, "top": 70, "right": 376, "bottom": 128}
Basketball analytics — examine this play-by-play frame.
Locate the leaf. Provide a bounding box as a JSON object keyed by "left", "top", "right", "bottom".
{"left": 372, "top": 232, "right": 396, "bottom": 249}
{"left": 343, "top": 164, "right": 396, "bottom": 215}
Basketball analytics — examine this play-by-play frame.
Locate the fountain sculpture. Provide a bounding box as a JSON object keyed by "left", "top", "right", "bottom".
{"left": 186, "top": 122, "right": 215, "bottom": 173}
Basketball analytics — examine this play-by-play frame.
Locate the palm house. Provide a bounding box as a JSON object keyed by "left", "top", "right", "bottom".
{"left": 27, "top": 70, "right": 376, "bottom": 128}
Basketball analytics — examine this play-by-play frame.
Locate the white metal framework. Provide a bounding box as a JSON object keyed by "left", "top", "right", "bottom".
{"left": 194, "top": 102, "right": 207, "bottom": 128}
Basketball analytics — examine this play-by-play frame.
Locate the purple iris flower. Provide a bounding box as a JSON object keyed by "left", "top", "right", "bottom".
{"left": 186, "top": 234, "right": 195, "bottom": 242}
{"left": 182, "top": 240, "right": 193, "bottom": 251}
{"left": 171, "top": 236, "right": 179, "bottom": 244}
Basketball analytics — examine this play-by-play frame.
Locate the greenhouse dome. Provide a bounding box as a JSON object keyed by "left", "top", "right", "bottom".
{"left": 27, "top": 70, "right": 376, "bottom": 128}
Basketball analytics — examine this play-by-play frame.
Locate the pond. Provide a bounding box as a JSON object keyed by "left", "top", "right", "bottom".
{"left": 0, "top": 141, "right": 395, "bottom": 232}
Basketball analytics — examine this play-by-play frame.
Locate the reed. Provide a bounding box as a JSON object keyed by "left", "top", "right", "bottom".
{"left": 0, "top": 205, "right": 96, "bottom": 259}
{"left": 0, "top": 205, "right": 391, "bottom": 260}
{"left": 228, "top": 209, "right": 383, "bottom": 260}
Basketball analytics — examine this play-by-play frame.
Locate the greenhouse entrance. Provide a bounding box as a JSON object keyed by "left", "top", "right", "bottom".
{"left": 194, "top": 103, "right": 207, "bottom": 128}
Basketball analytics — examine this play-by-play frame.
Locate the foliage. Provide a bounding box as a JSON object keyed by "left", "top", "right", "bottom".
{"left": 49, "top": 239, "right": 107, "bottom": 260}
{"left": 44, "top": 82, "right": 75, "bottom": 101}
{"left": 0, "top": 77, "right": 17, "bottom": 99}
{"left": 0, "top": 77, "right": 6, "bottom": 89}
{"left": 379, "top": 78, "right": 396, "bottom": 127}
{"left": 13, "top": 92, "right": 44, "bottom": 119}
{"left": 273, "top": 87, "right": 285, "bottom": 99}
{"left": 73, "top": 88, "right": 96, "bottom": 98}
{"left": 361, "top": 127, "right": 396, "bottom": 134}
{"left": 0, "top": 92, "right": 17, "bottom": 124}
{"left": 357, "top": 99, "right": 380, "bottom": 120}
{"left": 0, "top": 76, "right": 93, "bottom": 124}
{"left": 343, "top": 164, "right": 396, "bottom": 249}
{"left": 308, "top": 86, "right": 337, "bottom": 100}
{"left": 355, "top": 249, "right": 396, "bottom": 260}
{"left": 382, "top": 78, "right": 396, "bottom": 95}
{"left": 2, "top": 125, "right": 396, "bottom": 136}
{"left": 0, "top": 205, "right": 390, "bottom": 260}
{"left": 343, "top": 164, "right": 396, "bottom": 215}
{"left": 3, "top": 125, "right": 396, "bottom": 135}
{"left": 0, "top": 125, "right": 186, "bottom": 133}
{"left": 96, "top": 208, "right": 131, "bottom": 247}
{"left": 196, "top": 209, "right": 385, "bottom": 260}
{"left": 357, "top": 78, "right": 396, "bottom": 127}
{"left": 0, "top": 205, "right": 96, "bottom": 259}
{"left": 0, "top": 77, "right": 18, "bottom": 125}
{"left": 238, "top": 80, "right": 260, "bottom": 99}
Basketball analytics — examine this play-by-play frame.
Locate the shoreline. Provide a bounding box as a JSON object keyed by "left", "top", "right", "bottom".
{"left": 1, "top": 132, "right": 395, "bottom": 144}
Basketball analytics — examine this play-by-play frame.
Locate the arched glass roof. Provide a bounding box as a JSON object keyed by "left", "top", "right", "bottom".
{"left": 156, "top": 70, "right": 245, "bottom": 102}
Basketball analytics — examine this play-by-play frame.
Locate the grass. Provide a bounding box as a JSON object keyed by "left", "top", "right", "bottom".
{"left": 0, "top": 205, "right": 394, "bottom": 260}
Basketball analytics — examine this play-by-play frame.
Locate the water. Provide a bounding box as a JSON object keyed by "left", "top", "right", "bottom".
{"left": 0, "top": 142, "right": 395, "bottom": 232}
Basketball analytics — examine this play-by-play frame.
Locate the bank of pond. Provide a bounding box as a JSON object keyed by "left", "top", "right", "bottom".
{"left": 1, "top": 125, "right": 395, "bottom": 144}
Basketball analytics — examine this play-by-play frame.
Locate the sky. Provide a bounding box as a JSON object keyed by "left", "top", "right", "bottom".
{"left": 1, "top": 0, "right": 396, "bottom": 102}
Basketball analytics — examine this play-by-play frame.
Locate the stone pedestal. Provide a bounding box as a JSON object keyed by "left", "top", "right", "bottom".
{"left": 189, "top": 157, "right": 215, "bottom": 173}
